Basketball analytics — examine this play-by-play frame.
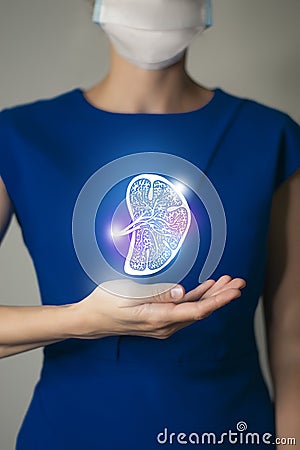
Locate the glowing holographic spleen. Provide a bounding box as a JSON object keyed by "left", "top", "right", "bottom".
{"left": 113, "top": 174, "right": 191, "bottom": 276}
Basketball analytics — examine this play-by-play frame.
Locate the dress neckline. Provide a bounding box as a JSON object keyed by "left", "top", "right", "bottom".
{"left": 74, "top": 87, "right": 222, "bottom": 117}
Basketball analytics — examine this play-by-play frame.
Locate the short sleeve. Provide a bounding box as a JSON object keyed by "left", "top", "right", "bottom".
{"left": 274, "top": 115, "right": 300, "bottom": 190}
{"left": 0, "top": 111, "right": 4, "bottom": 178}
{"left": 0, "top": 109, "right": 9, "bottom": 179}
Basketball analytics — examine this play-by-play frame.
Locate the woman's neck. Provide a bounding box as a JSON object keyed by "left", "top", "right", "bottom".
{"left": 84, "top": 45, "right": 214, "bottom": 114}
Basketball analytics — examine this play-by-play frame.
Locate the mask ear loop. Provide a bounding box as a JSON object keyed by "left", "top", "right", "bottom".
{"left": 93, "top": 0, "right": 213, "bottom": 30}
{"left": 205, "top": 0, "right": 213, "bottom": 29}
{"left": 93, "top": 0, "right": 103, "bottom": 26}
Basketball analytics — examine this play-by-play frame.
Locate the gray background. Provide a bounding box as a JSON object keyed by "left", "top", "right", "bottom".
{"left": 0, "top": 0, "right": 299, "bottom": 449}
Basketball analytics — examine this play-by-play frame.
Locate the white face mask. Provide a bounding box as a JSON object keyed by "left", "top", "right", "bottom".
{"left": 93, "top": 0, "right": 213, "bottom": 70}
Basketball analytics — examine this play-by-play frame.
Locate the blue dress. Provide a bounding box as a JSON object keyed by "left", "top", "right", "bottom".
{"left": 0, "top": 88, "right": 299, "bottom": 449}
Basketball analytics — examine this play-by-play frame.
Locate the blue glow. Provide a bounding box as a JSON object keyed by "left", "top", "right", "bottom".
{"left": 72, "top": 152, "right": 226, "bottom": 298}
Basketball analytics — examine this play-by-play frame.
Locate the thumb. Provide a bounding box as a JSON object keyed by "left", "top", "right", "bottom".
{"left": 148, "top": 283, "right": 185, "bottom": 303}
{"left": 100, "top": 280, "right": 185, "bottom": 303}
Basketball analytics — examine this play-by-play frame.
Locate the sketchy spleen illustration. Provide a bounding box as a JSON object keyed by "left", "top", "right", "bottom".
{"left": 112, "top": 174, "right": 191, "bottom": 275}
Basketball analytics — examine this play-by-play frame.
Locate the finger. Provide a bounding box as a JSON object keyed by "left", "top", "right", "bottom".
{"left": 202, "top": 275, "right": 246, "bottom": 299}
{"left": 209, "top": 278, "right": 246, "bottom": 296}
{"left": 166, "top": 277, "right": 246, "bottom": 304}
{"left": 170, "top": 288, "right": 242, "bottom": 323}
{"left": 198, "top": 288, "right": 242, "bottom": 317}
{"left": 182, "top": 279, "right": 216, "bottom": 303}
{"left": 146, "top": 283, "right": 186, "bottom": 303}
{"left": 101, "top": 280, "right": 185, "bottom": 303}
{"left": 200, "top": 275, "right": 232, "bottom": 298}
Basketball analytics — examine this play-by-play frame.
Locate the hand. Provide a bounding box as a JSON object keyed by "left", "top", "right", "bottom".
{"left": 75, "top": 276, "right": 246, "bottom": 340}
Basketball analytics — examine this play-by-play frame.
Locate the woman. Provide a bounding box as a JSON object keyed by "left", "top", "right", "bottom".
{"left": 0, "top": 1, "right": 299, "bottom": 449}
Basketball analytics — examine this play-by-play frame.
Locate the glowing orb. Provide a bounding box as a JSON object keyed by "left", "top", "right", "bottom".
{"left": 112, "top": 174, "right": 191, "bottom": 275}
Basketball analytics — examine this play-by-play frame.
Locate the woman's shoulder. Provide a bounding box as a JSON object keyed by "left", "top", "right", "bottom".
{"left": 218, "top": 87, "right": 299, "bottom": 130}
{"left": 0, "top": 88, "right": 79, "bottom": 130}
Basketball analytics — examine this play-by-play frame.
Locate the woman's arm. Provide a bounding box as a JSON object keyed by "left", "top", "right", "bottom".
{"left": 0, "top": 178, "right": 246, "bottom": 359}
{"left": 0, "top": 277, "right": 245, "bottom": 359}
{"left": 263, "top": 169, "right": 300, "bottom": 448}
{"left": 0, "top": 177, "right": 68, "bottom": 356}
{"left": 0, "top": 305, "right": 78, "bottom": 358}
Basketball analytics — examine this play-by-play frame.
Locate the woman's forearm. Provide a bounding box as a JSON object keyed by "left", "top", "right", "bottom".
{"left": 0, "top": 304, "right": 80, "bottom": 358}
{"left": 0, "top": 277, "right": 245, "bottom": 359}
